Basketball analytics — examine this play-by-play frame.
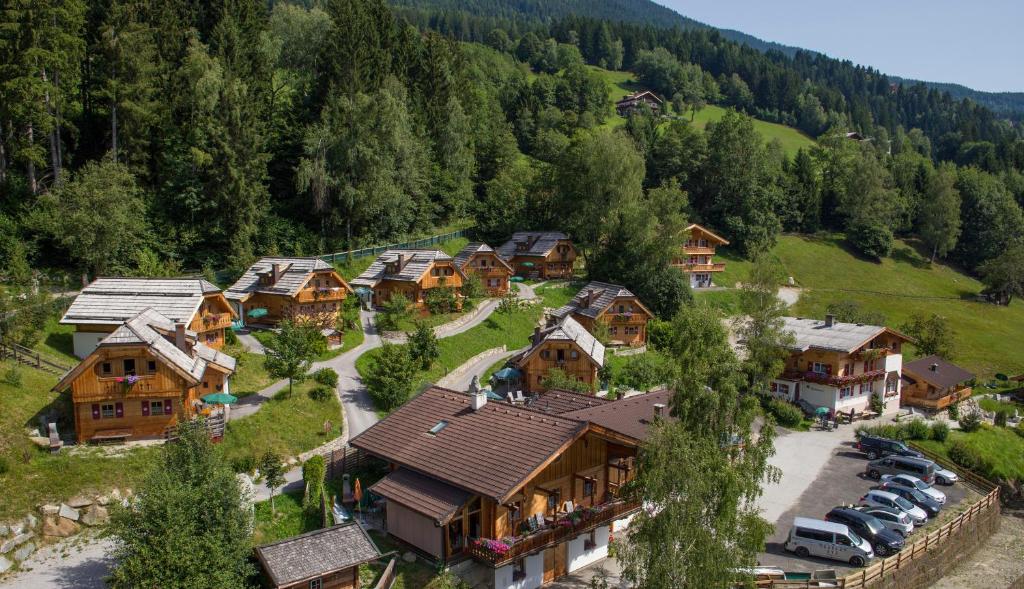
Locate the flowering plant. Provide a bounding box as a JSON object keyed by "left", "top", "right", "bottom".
{"left": 473, "top": 538, "right": 512, "bottom": 556}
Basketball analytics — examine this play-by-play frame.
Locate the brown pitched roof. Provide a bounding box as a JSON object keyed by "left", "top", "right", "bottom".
{"left": 370, "top": 468, "right": 471, "bottom": 524}
{"left": 255, "top": 522, "right": 380, "bottom": 588}
{"left": 563, "top": 389, "right": 673, "bottom": 443}
{"left": 350, "top": 386, "right": 587, "bottom": 502}
{"left": 525, "top": 389, "right": 611, "bottom": 415}
{"left": 686, "top": 223, "right": 730, "bottom": 245}
{"left": 902, "top": 355, "right": 974, "bottom": 390}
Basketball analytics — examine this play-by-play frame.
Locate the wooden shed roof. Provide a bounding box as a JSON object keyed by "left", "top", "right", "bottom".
{"left": 61, "top": 278, "right": 222, "bottom": 326}
{"left": 255, "top": 522, "right": 380, "bottom": 588}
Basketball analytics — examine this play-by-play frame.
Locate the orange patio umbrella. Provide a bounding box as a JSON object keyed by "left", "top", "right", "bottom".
{"left": 353, "top": 478, "right": 363, "bottom": 512}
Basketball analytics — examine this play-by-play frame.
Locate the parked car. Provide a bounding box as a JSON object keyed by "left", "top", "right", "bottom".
{"left": 856, "top": 435, "right": 924, "bottom": 460}
{"left": 824, "top": 507, "right": 905, "bottom": 557}
{"left": 854, "top": 505, "right": 915, "bottom": 537}
{"left": 860, "top": 490, "right": 928, "bottom": 525}
{"left": 785, "top": 517, "right": 875, "bottom": 567}
{"left": 880, "top": 473, "right": 946, "bottom": 504}
{"left": 931, "top": 463, "right": 959, "bottom": 486}
{"left": 865, "top": 456, "right": 936, "bottom": 485}
{"left": 874, "top": 483, "right": 942, "bottom": 518}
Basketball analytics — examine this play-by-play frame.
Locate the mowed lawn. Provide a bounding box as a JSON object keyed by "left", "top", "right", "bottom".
{"left": 589, "top": 66, "right": 815, "bottom": 156}
{"left": 916, "top": 426, "right": 1024, "bottom": 483}
{"left": 716, "top": 234, "right": 1024, "bottom": 378}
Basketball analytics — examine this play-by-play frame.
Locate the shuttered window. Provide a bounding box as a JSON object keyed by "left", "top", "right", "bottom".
{"left": 115, "top": 402, "right": 124, "bottom": 418}
{"left": 164, "top": 400, "right": 173, "bottom": 415}
{"left": 91, "top": 404, "right": 100, "bottom": 420}
{"left": 142, "top": 401, "right": 150, "bottom": 416}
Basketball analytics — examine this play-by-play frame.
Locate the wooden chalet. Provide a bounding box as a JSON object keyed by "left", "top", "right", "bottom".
{"left": 254, "top": 522, "right": 382, "bottom": 589}
{"left": 53, "top": 309, "right": 236, "bottom": 444}
{"left": 351, "top": 385, "right": 674, "bottom": 588}
{"left": 453, "top": 242, "right": 514, "bottom": 296}
{"left": 901, "top": 355, "right": 974, "bottom": 411}
{"left": 349, "top": 249, "right": 466, "bottom": 309}
{"left": 226, "top": 257, "right": 353, "bottom": 327}
{"left": 512, "top": 316, "right": 605, "bottom": 394}
{"left": 670, "top": 223, "right": 730, "bottom": 288}
{"left": 495, "top": 232, "right": 576, "bottom": 280}
{"left": 61, "top": 278, "right": 236, "bottom": 359}
{"left": 771, "top": 315, "right": 912, "bottom": 418}
{"left": 614, "top": 91, "right": 663, "bottom": 117}
{"left": 548, "top": 281, "right": 653, "bottom": 347}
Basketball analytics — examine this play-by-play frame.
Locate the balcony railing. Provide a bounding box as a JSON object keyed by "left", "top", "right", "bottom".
{"left": 681, "top": 246, "right": 716, "bottom": 255}
{"left": 469, "top": 500, "right": 640, "bottom": 566}
{"left": 902, "top": 387, "right": 973, "bottom": 410}
{"left": 294, "top": 287, "right": 347, "bottom": 303}
{"left": 199, "top": 313, "right": 233, "bottom": 331}
{"left": 781, "top": 368, "right": 887, "bottom": 387}
{"left": 470, "top": 266, "right": 510, "bottom": 276}
{"left": 609, "top": 313, "right": 647, "bottom": 324}
{"left": 675, "top": 263, "right": 726, "bottom": 272}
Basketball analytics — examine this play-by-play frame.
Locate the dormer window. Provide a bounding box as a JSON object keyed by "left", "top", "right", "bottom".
{"left": 515, "top": 241, "right": 528, "bottom": 252}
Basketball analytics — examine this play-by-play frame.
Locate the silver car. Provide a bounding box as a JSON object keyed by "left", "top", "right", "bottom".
{"left": 880, "top": 473, "right": 946, "bottom": 504}
{"left": 855, "top": 505, "right": 914, "bottom": 537}
{"left": 860, "top": 489, "right": 928, "bottom": 525}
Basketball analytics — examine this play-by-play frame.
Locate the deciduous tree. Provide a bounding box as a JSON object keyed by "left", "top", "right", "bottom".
{"left": 264, "top": 320, "right": 320, "bottom": 396}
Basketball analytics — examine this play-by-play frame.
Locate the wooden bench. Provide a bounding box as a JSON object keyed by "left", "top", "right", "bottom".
{"left": 90, "top": 428, "right": 133, "bottom": 445}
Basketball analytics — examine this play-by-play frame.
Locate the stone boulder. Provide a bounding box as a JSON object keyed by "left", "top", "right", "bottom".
{"left": 66, "top": 496, "right": 93, "bottom": 509}
{"left": 7, "top": 522, "right": 24, "bottom": 536}
{"left": 0, "top": 533, "right": 32, "bottom": 554}
{"left": 39, "top": 504, "right": 60, "bottom": 516}
{"left": 402, "top": 551, "right": 417, "bottom": 563}
{"left": 80, "top": 505, "right": 109, "bottom": 527}
{"left": 58, "top": 504, "right": 80, "bottom": 522}
{"left": 23, "top": 514, "right": 37, "bottom": 530}
{"left": 0, "top": 524, "right": 8, "bottom": 537}
{"left": 42, "top": 516, "right": 79, "bottom": 538}
{"left": 12, "top": 542, "right": 35, "bottom": 562}
{"left": 0, "top": 555, "right": 12, "bottom": 575}
{"left": 95, "top": 495, "right": 111, "bottom": 506}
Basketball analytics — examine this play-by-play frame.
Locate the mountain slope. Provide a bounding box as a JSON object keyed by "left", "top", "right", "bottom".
{"left": 891, "top": 77, "right": 1024, "bottom": 119}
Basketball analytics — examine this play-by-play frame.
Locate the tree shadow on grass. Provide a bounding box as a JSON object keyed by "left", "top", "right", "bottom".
{"left": 43, "top": 330, "right": 75, "bottom": 359}
{"left": 890, "top": 244, "right": 930, "bottom": 270}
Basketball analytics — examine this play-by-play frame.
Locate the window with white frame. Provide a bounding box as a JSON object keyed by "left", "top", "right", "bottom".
{"left": 812, "top": 362, "right": 828, "bottom": 374}
{"left": 309, "top": 579, "right": 322, "bottom": 589}
{"left": 777, "top": 383, "right": 790, "bottom": 396}
{"left": 839, "top": 386, "right": 853, "bottom": 399}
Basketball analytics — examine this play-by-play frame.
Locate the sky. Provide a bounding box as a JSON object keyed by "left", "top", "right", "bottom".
{"left": 656, "top": 0, "right": 1023, "bottom": 92}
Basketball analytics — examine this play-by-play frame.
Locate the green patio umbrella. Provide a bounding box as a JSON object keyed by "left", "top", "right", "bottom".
{"left": 247, "top": 307, "right": 268, "bottom": 319}
{"left": 815, "top": 406, "right": 829, "bottom": 416}
{"left": 493, "top": 367, "right": 522, "bottom": 381}
{"left": 202, "top": 392, "right": 238, "bottom": 405}
{"left": 520, "top": 262, "right": 535, "bottom": 267}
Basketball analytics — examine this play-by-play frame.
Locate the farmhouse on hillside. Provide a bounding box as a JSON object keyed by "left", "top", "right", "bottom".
{"left": 670, "top": 223, "right": 730, "bottom": 288}
{"left": 350, "top": 385, "right": 674, "bottom": 588}
{"left": 615, "top": 90, "right": 663, "bottom": 117}
{"left": 254, "top": 522, "right": 382, "bottom": 589}
{"left": 61, "top": 278, "right": 236, "bottom": 359}
{"left": 496, "top": 232, "right": 577, "bottom": 279}
{"left": 901, "top": 355, "right": 974, "bottom": 411}
{"left": 453, "top": 242, "right": 514, "bottom": 296}
{"left": 770, "top": 315, "right": 911, "bottom": 418}
{"left": 53, "top": 308, "right": 236, "bottom": 444}
{"left": 349, "top": 249, "right": 466, "bottom": 309}
{"left": 225, "top": 257, "right": 353, "bottom": 327}
{"left": 511, "top": 316, "right": 605, "bottom": 394}
{"left": 548, "top": 281, "right": 653, "bottom": 347}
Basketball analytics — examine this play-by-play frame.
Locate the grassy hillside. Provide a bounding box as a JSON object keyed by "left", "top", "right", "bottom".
{"left": 591, "top": 67, "right": 816, "bottom": 156}
{"left": 709, "top": 234, "right": 1024, "bottom": 378}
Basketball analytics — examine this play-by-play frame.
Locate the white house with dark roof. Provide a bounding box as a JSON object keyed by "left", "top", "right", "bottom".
{"left": 495, "top": 232, "right": 577, "bottom": 279}
{"left": 349, "top": 249, "right": 467, "bottom": 308}
{"left": 770, "top": 315, "right": 912, "bottom": 418}
{"left": 225, "top": 257, "right": 352, "bottom": 327}
{"left": 62, "top": 278, "right": 236, "bottom": 359}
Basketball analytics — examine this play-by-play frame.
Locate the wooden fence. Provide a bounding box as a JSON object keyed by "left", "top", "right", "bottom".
{"left": 0, "top": 341, "right": 71, "bottom": 374}
{"left": 326, "top": 445, "right": 377, "bottom": 480}
{"left": 320, "top": 228, "right": 473, "bottom": 264}
{"left": 373, "top": 558, "right": 397, "bottom": 589}
{"left": 762, "top": 448, "right": 1001, "bottom": 589}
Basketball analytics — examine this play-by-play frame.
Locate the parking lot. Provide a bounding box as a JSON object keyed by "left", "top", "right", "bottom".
{"left": 757, "top": 433, "right": 979, "bottom": 575}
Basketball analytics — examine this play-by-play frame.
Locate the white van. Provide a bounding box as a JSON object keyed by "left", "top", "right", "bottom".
{"left": 785, "top": 517, "right": 875, "bottom": 567}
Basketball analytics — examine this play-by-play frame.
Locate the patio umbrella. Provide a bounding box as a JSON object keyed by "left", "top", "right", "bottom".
{"left": 520, "top": 262, "right": 535, "bottom": 267}
{"left": 353, "top": 478, "right": 363, "bottom": 512}
{"left": 510, "top": 276, "right": 524, "bottom": 283}
{"left": 246, "top": 307, "right": 268, "bottom": 319}
{"left": 493, "top": 367, "right": 522, "bottom": 381}
{"left": 815, "top": 406, "right": 829, "bottom": 416}
{"left": 202, "top": 392, "right": 238, "bottom": 405}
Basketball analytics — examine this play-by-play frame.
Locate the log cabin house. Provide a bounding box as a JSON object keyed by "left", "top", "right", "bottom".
{"left": 495, "top": 232, "right": 577, "bottom": 280}
{"left": 53, "top": 309, "right": 236, "bottom": 444}
{"left": 225, "top": 257, "right": 353, "bottom": 327}
{"left": 453, "top": 243, "right": 514, "bottom": 296}
{"left": 670, "top": 223, "right": 730, "bottom": 288}
{"left": 614, "top": 91, "right": 663, "bottom": 117}
{"left": 254, "top": 522, "right": 382, "bottom": 589}
{"left": 769, "top": 315, "right": 912, "bottom": 418}
{"left": 548, "top": 281, "right": 653, "bottom": 347}
{"left": 901, "top": 355, "right": 974, "bottom": 411}
{"left": 350, "top": 385, "right": 674, "bottom": 588}
{"left": 349, "top": 249, "right": 466, "bottom": 309}
{"left": 511, "top": 317, "right": 605, "bottom": 394}
{"left": 61, "top": 278, "right": 236, "bottom": 359}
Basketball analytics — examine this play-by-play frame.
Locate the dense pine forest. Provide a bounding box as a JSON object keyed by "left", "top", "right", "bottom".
{"left": 1, "top": 0, "right": 1023, "bottom": 313}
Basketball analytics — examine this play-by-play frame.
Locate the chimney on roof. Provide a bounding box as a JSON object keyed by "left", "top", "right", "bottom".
{"left": 589, "top": 290, "right": 601, "bottom": 307}
{"left": 824, "top": 314, "right": 835, "bottom": 328}
{"left": 174, "top": 323, "right": 188, "bottom": 353}
{"left": 397, "top": 253, "right": 406, "bottom": 270}
{"left": 470, "top": 383, "right": 487, "bottom": 411}
{"left": 271, "top": 263, "right": 283, "bottom": 284}
{"left": 532, "top": 326, "right": 542, "bottom": 346}
{"left": 653, "top": 403, "right": 666, "bottom": 418}
{"left": 930, "top": 363, "right": 939, "bottom": 372}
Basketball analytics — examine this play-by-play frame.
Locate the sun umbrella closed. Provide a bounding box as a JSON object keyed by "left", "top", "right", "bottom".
{"left": 353, "top": 478, "right": 363, "bottom": 512}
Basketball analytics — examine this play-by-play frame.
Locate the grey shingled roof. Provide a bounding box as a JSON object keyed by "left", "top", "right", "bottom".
{"left": 782, "top": 317, "right": 894, "bottom": 353}
{"left": 193, "top": 342, "right": 237, "bottom": 372}
{"left": 255, "top": 523, "right": 381, "bottom": 587}
{"left": 550, "top": 281, "right": 642, "bottom": 320}
{"left": 369, "top": 468, "right": 471, "bottom": 524}
{"left": 61, "top": 278, "right": 221, "bottom": 326}
{"left": 349, "top": 249, "right": 455, "bottom": 288}
{"left": 452, "top": 243, "right": 513, "bottom": 272}
{"left": 520, "top": 316, "right": 605, "bottom": 367}
{"left": 495, "top": 232, "right": 569, "bottom": 260}
{"left": 225, "top": 257, "right": 336, "bottom": 301}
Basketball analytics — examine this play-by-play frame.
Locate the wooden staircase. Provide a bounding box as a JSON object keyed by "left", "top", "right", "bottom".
{"left": 0, "top": 341, "right": 72, "bottom": 375}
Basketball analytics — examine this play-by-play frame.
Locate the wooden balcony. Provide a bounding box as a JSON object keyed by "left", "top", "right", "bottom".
{"left": 469, "top": 500, "right": 640, "bottom": 566}
{"left": 781, "top": 368, "right": 887, "bottom": 387}
{"left": 470, "top": 266, "right": 510, "bottom": 277}
{"left": 198, "top": 313, "right": 233, "bottom": 331}
{"left": 902, "top": 387, "right": 973, "bottom": 410}
{"left": 682, "top": 246, "right": 716, "bottom": 255}
{"left": 608, "top": 313, "right": 648, "bottom": 324}
{"left": 294, "top": 287, "right": 348, "bottom": 303}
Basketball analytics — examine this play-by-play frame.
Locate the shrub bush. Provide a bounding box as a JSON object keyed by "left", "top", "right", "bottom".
{"left": 959, "top": 408, "right": 983, "bottom": 432}
{"left": 947, "top": 403, "right": 959, "bottom": 420}
{"left": 424, "top": 286, "right": 458, "bottom": 314}
{"left": 230, "top": 454, "right": 258, "bottom": 474}
{"left": 994, "top": 411, "right": 1008, "bottom": 427}
{"left": 766, "top": 398, "right": 803, "bottom": 428}
{"left": 313, "top": 368, "right": 339, "bottom": 388}
{"left": 930, "top": 421, "right": 950, "bottom": 442}
{"left": 905, "top": 419, "right": 931, "bottom": 440}
{"left": 309, "top": 386, "right": 333, "bottom": 402}
{"left": 946, "top": 439, "right": 992, "bottom": 475}
{"left": 224, "top": 328, "right": 238, "bottom": 346}
{"left": 869, "top": 393, "right": 884, "bottom": 415}
{"left": 856, "top": 423, "right": 908, "bottom": 441}
{"left": 3, "top": 366, "right": 22, "bottom": 387}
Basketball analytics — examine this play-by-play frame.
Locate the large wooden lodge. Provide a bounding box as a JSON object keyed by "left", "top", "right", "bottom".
{"left": 671, "top": 223, "right": 730, "bottom": 288}
{"left": 453, "top": 243, "right": 514, "bottom": 296}
{"left": 496, "top": 232, "right": 577, "bottom": 280}
{"left": 350, "top": 249, "right": 467, "bottom": 308}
